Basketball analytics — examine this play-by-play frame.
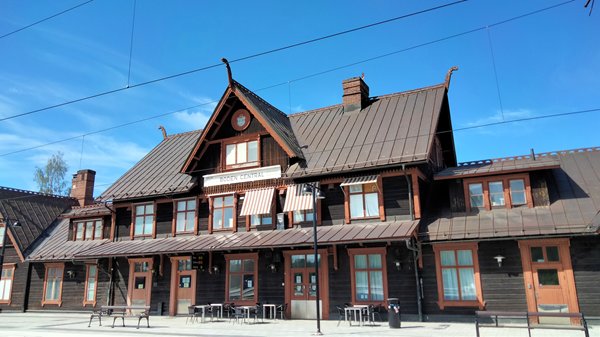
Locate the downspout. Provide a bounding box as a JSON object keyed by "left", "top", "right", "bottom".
{"left": 405, "top": 238, "right": 423, "bottom": 322}
{"left": 402, "top": 164, "right": 414, "bottom": 221}
{"left": 107, "top": 258, "right": 114, "bottom": 306}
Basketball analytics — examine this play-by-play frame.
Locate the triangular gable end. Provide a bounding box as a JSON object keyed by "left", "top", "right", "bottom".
{"left": 182, "top": 81, "right": 303, "bottom": 174}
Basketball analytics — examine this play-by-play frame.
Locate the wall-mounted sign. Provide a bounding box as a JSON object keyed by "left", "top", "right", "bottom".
{"left": 203, "top": 165, "right": 282, "bottom": 187}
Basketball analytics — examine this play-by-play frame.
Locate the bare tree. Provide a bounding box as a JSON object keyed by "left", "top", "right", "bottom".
{"left": 33, "top": 151, "right": 70, "bottom": 195}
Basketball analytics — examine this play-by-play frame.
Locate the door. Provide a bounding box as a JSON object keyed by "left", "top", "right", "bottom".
{"left": 284, "top": 250, "right": 329, "bottom": 320}
{"left": 519, "top": 239, "right": 579, "bottom": 324}
{"left": 170, "top": 257, "right": 196, "bottom": 316}
{"left": 128, "top": 258, "right": 153, "bottom": 308}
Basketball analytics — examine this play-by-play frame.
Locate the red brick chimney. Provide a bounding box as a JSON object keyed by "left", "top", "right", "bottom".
{"left": 71, "top": 169, "right": 96, "bottom": 206}
{"left": 342, "top": 76, "right": 370, "bottom": 113}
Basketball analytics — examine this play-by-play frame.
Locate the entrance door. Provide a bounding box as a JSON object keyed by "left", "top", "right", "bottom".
{"left": 519, "top": 239, "right": 579, "bottom": 324}
{"left": 128, "top": 258, "right": 153, "bottom": 307}
{"left": 170, "top": 257, "right": 196, "bottom": 316}
{"left": 284, "top": 250, "right": 329, "bottom": 320}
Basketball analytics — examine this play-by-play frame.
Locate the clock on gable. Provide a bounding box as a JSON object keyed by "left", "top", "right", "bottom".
{"left": 231, "top": 109, "right": 251, "bottom": 131}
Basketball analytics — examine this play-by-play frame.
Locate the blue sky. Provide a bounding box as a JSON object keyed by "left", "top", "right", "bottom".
{"left": 0, "top": 0, "right": 598, "bottom": 196}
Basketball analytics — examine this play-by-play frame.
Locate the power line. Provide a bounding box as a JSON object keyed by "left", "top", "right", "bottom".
{"left": 0, "top": 0, "right": 468, "bottom": 123}
{"left": 0, "top": 0, "right": 95, "bottom": 39}
{"left": 0, "top": 0, "right": 580, "bottom": 157}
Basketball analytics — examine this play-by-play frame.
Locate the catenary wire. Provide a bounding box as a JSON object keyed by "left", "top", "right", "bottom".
{"left": 0, "top": 0, "right": 468, "bottom": 123}
{"left": 0, "top": 0, "right": 577, "bottom": 157}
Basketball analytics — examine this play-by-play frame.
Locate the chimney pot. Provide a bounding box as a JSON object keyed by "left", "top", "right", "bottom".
{"left": 342, "top": 76, "right": 369, "bottom": 114}
{"left": 70, "top": 169, "right": 96, "bottom": 206}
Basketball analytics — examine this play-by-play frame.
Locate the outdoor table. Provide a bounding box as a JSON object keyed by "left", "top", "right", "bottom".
{"left": 263, "top": 304, "right": 276, "bottom": 320}
{"left": 210, "top": 303, "right": 223, "bottom": 319}
{"left": 240, "top": 306, "right": 254, "bottom": 324}
{"left": 344, "top": 306, "right": 363, "bottom": 326}
{"left": 194, "top": 305, "right": 211, "bottom": 322}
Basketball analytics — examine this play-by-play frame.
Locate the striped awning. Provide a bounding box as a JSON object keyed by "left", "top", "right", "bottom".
{"left": 283, "top": 183, "right": 317, "bottom": 212}
{"left": 340, "top": 175, "right": 379, "bottom": 187}
{"left": 240, "top": 188, "right": 275, "bottom": 216}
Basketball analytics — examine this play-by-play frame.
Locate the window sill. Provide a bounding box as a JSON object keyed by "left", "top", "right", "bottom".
{"left": 42, "top": 300, "right": 62, "bottom": 307}
{"left": 0, "top": 300, "right": 12, "bottom": 305}
{"left": 224, "top": 163, "right": 260, "bottom": 171}
{"left": 437, "top": 300, "right": 484, "bottom": 310}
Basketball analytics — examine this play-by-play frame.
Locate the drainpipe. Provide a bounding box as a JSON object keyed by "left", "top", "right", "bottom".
{"left": 405, "top": 238, "right": 423, "bottom": 322}
{"left": 107, "top": 258, "right": 114, "bottom": 306}
{"left": 402, "top": 164, "right": 414, "bottom": 220}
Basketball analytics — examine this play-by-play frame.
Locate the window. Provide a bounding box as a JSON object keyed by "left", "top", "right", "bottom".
{"left": 74, "top": 220, "right": 103, "bottom": 241}
{"left": 175, "top": 199, "right": 196, "bottom": 233}
{"left": 468, "top": 183, "right": 484, "bottom": 208}
{"left": 134, "top": 203, "right": 154, "bottom": 237}
{"left": 42, "top": 264, "right": 64, "bottom": 306}
{"left": 211, "top": 195, "right": 234, "bottom": 230}
{"left": 510, "top": 179, "right": 526, "bottom": 205}
{"left": 349, "top": 183, "right": 380, "bottom": 219}
{"left": 0, "top": 264, "right": 15, "bottom": 303}
{"left": 293, "top": 210, "right": 314, "bottom": 224}
{"left": 464, "top": 174, "right": 531, "bottom": 211}
{"left": 250, "top": 214, "right": 272, "bottom": 226}
{"left": 0, "top": 225, "right": 5, "bottom": 246}
{"left": 225, "top": 140, "right": 259, "bottom": 169}
{"left": 226, "top": 253, "right": 258, "bottom": 304}
{"left": 84, "top": 265, "right": 98, "bottom": 306}
{"left": 433, "top": 243, "right": 483, "bottom": 309}
{"left": 177, "top": 258, "right": 192, "bottom": 271}
{"left": 530, "top": 246, "right": 560, "bottom": 263}
{"left": 488, "top": 181, "right": 505, "bottom": 207}
{"left": 348, "top": 248, "right": 387, "bottom": 304}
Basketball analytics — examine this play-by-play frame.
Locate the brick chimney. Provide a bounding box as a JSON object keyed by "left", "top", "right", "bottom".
{"left": 342, "top": 76, "right": 370, "bottom": 114}
{"left": 71, "top": 169, "right": 96, "bottom": 206}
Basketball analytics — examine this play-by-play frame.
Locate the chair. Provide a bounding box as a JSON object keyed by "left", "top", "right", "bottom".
{"left": 371, "top": 304, "right": 384, "bottom": 322}
{"left": 186, "top": 305, "right": 199, "bottom": 324}
{"left": 275, "top": 303, "right": 287, "bottom": 320}
{"left": 205, "top": 303, "right": 214, "bottom": 322}
{"left": 336, "top": 305, "right": 345, "bottom": 326}
{"left": 252, "top": 304, "right": 264, "bottom": 323}
{"left": 360, "top": 306, "right": 372, "bottom": 325}
{"left": 230, "top": 307, "right": 245, "bottom": 324}
{"left": 223, "top": 303, "right": 234, "bottom": 318}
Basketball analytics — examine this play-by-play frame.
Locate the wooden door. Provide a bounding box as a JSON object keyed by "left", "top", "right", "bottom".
{"left": 519, "top": 239, "right": 579, "bottom": 323}
{"left": 128, "top": 258, "right": 153, "bottom": 307}
{"left": 169, "top": 256, "right": 196, "bottom": 316}
{"left": 284, "top": 250, "right": 329, "bottom": 320}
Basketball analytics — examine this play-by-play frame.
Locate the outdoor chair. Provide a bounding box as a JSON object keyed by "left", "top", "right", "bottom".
{"left": 230, "top": 307, "right": 245, "bottom": 324}
{"left": 253, "top": 304, "right": 264, "bottom": 323}
{"left": 369, "top": 304, "right": 383, "bottom": 323}
{"left": 186, "top": 305, "right": 199, "bottom": 324}
{"left": 223, "top": 303, "right": 234, "bottom": 318}
{"left": 336, "top": 305, "right": 345, "bottom": 326}
{"left": 275, "top": 303, "right": 287, "bottom": 320}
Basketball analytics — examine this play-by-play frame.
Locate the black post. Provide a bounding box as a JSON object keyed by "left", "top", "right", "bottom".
{"left": 311, "top": 186, "right": 322, "bottom": 335}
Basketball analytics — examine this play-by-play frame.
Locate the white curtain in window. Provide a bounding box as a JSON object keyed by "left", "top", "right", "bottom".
{"left": 226, "top": 144, "right": 236, "bottom": 165}
{"left": 364, "top": 193, "right": 379, "bottom": 217}
{"left": 224, "top": 208, "right": 234, "bottom": 228}
{"left": 457, "top": 250, "right": 473, "bottom": 266}
{"left": 0, "top": 278, "right": 11, "bottom": 300}
{"left": 350, "top": 194, "right": 364, "bottom": 218}
{"left": 236, "top": 143, "right": 247, "bottom": 163}
{"left": 369, "top": 271, "right": 384, "bottom": 301}
{"left": 459, "top": 268, "right": 477, "bottom": 300}
{"left": 442, "top": 268, "right": 459, "bottom": 300}
{"left": 440, "top": 251, "right": 456, "bottom": 266}
{"left": 247, "top": 141, "right": 258, "bottom": 162}
{"left": 355, "top": 271, "right": 369, "bottom": 301}
{"left": 213, "top": 209, "right": 223, "bottom": 228}
{"left": 354, "top": 255, "right": 367, "bottom": 269}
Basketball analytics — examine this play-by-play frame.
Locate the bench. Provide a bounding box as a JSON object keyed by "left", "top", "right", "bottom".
{"left": 88, "top": 305, "right": 150, "bottom": 329}
{"left": 475, "top": 310, "right": 589, "bottom": 337}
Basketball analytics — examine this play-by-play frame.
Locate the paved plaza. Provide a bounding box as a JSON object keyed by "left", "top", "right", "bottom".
{"left": 0, "top": 312, "right": 597, "bottom": 337}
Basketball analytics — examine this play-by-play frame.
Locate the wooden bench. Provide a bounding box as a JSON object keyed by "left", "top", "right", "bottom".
{"left": 475, "top": 311, "right": 589, "bottom": 337}
{"left": 88, "top": 305, "right": 150, "bottom": 329}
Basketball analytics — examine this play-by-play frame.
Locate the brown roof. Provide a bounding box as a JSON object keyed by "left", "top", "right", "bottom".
{"left": 27, "top": 218, "right": 108, "bottom": 261}
{"left": 0, "top": 187, "right": 75, "bottom": 256}
{"left": 75, "top": 220, "right": 418, "bottom": 258}
{"left": 286, "top": 84, "right": 447, "bottom": 177}
{"left": 435, "top": 150, "right": 561, "bottom": 180}
{"left": 100, "top": 130, "right": 201, "bottom": 201}
{"left": 421, "top": 148, "right": 600, "bottom": 241}
{"left": 63, "top": 203, "right": 112, "bottom": 218}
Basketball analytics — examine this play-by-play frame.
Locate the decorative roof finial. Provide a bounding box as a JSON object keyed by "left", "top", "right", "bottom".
{"left": 158, "top": 125, "right": 167, "bottom": 139}
{"left": 221, "top": 58, "right": 234, "bottom": 88}
{"left": 445, "top": 66, "right": 459, "bottom": 89}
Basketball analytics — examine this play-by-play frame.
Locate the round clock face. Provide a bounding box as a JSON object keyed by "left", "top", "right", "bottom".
{"left": 232, "top": 109, "right": 251, "bottom": 131}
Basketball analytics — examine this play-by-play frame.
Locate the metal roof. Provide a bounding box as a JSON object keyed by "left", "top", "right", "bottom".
{"left": 421, "top": 148, "right": 600, "bottom": 241}
{"left": 0, "top": 187, "right": 75, "bottom": 256}
{"left": 99, "top": 130, "right": 201, "bottom": 201}
{"left": 286, "top": 84, "right": 447, "bottom": 177}
{"left": 435, "top": 150, "right": 561, "bottom": 180}
{"left": 63, "top": 203, "right": 112, "bottom": 218}
{"left": 74, "top": 220, "right": 418, "bottom": 258}
{"left": 27, "top": 218, "right": 108, "bottom": 262}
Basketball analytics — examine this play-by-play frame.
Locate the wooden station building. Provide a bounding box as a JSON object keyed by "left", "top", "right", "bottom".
{"left": 1, "top": 67, "right": 598, "bottom": 321}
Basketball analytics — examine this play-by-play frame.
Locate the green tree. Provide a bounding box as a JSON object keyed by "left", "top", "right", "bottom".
{"left": 33, "top": 151, "right": 70, "bottom": 195}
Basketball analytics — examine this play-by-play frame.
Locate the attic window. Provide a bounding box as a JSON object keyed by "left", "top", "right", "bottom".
{"left": 463, "top": 173, "right": 533, "bottom": 211}
{"left": 224, "top": 139, "right": 259, "bottom": 169}
{"left": 73, "top": 219, "right": 103, "bottom": 241}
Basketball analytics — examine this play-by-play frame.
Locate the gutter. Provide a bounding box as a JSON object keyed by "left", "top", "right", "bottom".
{"left": 405, "top": 238, "right": 423, "bottom": 322}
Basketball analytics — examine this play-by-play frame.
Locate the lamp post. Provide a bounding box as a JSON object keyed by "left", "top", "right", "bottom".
{"left": 0, "top": 219, "right": 20, "bottom": 290}
{"left": 303, "top": 183, "right": 324, "bottom": 336}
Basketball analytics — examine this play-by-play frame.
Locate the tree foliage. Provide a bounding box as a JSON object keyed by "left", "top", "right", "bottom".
{"left": 33, "top": 151, "right": 70, "bottom": 195}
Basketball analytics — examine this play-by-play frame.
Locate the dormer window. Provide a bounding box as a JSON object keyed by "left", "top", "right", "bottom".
{"left": 225, "top": 139, "right": 259, "bottom": 169}
{"left": 74, "top": 219, "right": 103, "bottom": 241}
{"left": 133, "top": 203, "right": 155, "bottom": 238}
{"left": 464, "top": 174, "right": 532, "bottom": 211}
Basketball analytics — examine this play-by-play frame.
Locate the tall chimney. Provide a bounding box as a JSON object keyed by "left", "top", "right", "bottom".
{"left": 342, "top": 76, "right": 370, "bottom": 114}
{"left": 71, "top": 169, "right": 96, "bottom": 206}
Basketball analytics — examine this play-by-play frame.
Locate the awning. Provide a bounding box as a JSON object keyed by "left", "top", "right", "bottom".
{"left": 283, "top": 183, "right": 317, "bottom": 212}
{"left": 340, "top": 175, "right": 379, "bottom": 187}
{"left": 240, "top": 188, "right": 275, "bottom": 216}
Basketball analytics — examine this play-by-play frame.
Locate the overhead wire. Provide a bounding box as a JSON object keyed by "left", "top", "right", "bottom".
{"left": 0, "top": 0, "right": 468, "bottom": 123}
{"left": 0, "top": 0, "right": 94, "bottom": 39}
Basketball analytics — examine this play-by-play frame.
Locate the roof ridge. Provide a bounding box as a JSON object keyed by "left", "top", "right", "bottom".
{"left": 457, "top": 146, "right": 600, "bottom": 167}
{"left": 288, "top": 82, "right": 447, "bottom": 118}
{"left": 232, "top": 80, "right": 289, "bottom": 119}
{"left": 71, "top": 202, "right": 109, "bottom": 209}
{"left": 165, "top": 129, "right": 203, "bottom": 140}
{"left": 0, "top": 186, "right": 74, "bottom": 200}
